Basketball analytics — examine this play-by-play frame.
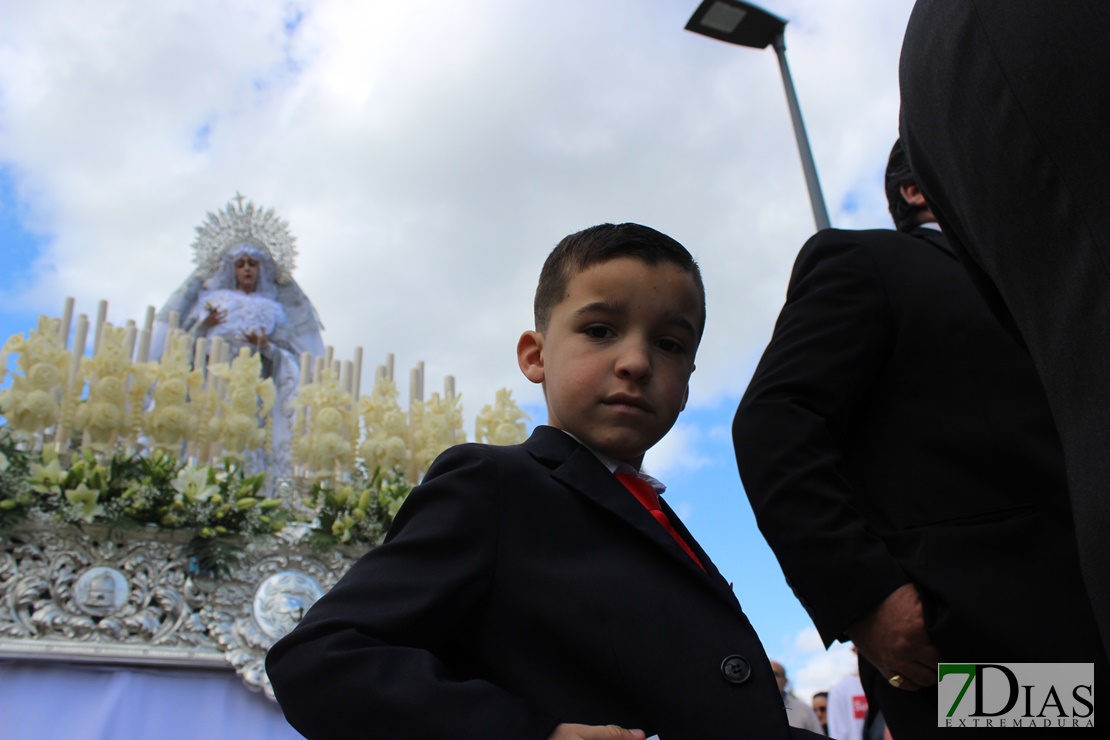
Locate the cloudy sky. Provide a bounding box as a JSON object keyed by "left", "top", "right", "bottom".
{"left": 1, "top": 0, "right": 919, "bottom": 701}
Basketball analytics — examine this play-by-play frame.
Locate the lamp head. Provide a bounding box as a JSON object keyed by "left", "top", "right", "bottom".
{"left": 684, "top": 0, "right": 787, "bottom": 49}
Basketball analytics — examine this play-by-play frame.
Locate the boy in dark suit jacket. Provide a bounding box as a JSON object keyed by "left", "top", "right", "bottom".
{"left": 266, "top": 223, "right": 814, "bottom": 740}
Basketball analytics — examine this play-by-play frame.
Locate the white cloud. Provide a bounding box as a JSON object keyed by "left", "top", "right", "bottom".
{"left": 0, "top": 0, "right": 918, "bottom": 428}
{"left": 776, "top": 626, "right": 860, "bottom": 704}
{"left": 643, "top": 421, "right": 713, "bottom": 481}
{"left": 0, "top": 0, "right": 921, "bottom": 654}
{"left": 793, "top": 625, "right": 825, "bottom": 653}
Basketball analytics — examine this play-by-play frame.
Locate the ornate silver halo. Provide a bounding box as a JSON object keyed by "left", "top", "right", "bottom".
{"left": 192, "top": 192, "right": 298, "bottom": 285}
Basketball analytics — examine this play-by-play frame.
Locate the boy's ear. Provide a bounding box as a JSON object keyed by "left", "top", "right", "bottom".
{"left": 679, "top": 364, "right": 694, "bottom": 412}
{"left": 517, "top": 331, "right": 546, "bottom": 384}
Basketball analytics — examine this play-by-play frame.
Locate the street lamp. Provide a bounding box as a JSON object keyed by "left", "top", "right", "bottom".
{"left": 685, "top": 0, "right": 831, "bottom": 231}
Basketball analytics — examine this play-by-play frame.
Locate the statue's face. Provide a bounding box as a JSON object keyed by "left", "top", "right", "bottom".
{"left": 235, "top": 255, "right": 260, "bottom": 293}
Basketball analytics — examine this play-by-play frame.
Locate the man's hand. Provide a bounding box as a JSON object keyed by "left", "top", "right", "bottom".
{"left": 547, "top": 724, "right": 647, "bottom": 740}
{"left": 846, "top": 583, "right": 940, "bottom": 690}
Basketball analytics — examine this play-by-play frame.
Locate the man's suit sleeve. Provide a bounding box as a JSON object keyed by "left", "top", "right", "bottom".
{"left": 733, "top": 231, "right": 910, "bottom": 645}
{"left": 265, "top": 444, "right": 559, "bottom": 740}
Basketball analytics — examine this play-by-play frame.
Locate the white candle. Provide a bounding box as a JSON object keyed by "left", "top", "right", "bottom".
{"left": 352, "top": 346, "right": 363, "bottom": 401}
{"left": 61, "top": 297, "right": 75, "bottom": 350}
{"left": 299, "top": 351, "right": 312, "bottom": 387}
{"left": 71, "top": 315, "right": 89, "bottom": 381}
{"left": 193, "top": 336, "right": 207, "bottom": 369}
{"left": 159, "top": 329, "right": 173, "bottom": 364}
{"left": 139, "top": 306, "right": 155, "bottom": 362}
{"left": 341, "top": 360, "right": 353, "bottom": 395}
{"left": 58, "top": 315, "right": 89, "bottom": 453}
{"left": 92, "top": 300, "right": 108, "bottom": 356}
{"left": 124, "top": 325, "right": 138, "bottom": 360}
{"left": 295, "top": 352, "right": 312, "bottom": 437}
{"left": 137, "top": 329, "right": 151, "bottom": 364}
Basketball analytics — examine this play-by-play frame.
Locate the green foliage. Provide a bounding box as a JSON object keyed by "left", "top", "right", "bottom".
{"left": 304, "top": 464, "right": 411, "bottom": 550}
{"left": 2, "top": 425, "right": 410, "bottom": 570}
{"left": 186, "top": 534, "right": 247, "bottom": 578}
{"left": 0, "top": 431, "right": 33, "bottom": 527}
{"left": 0, "top": 427, "right": 293, "bottom": 541}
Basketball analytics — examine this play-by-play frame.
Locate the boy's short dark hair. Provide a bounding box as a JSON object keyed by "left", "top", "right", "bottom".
{"left": 885, "top": 139, "right": 928, "bottom": 233}
{"left": 534, "top": 222, "right": 706, "bottom": 336}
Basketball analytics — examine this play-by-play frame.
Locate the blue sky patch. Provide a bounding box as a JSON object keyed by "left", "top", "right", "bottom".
{"left": 0, "top": 167, "right": 46, "bottom": 283}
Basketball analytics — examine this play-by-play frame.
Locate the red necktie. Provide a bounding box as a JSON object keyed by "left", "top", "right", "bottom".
{"left": 616, "top": 473, "right": 705, "bottom": 571}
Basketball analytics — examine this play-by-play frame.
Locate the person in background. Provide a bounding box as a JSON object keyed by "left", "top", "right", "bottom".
{"left": 770, "top": 660, "right": 824, "bottom": 735}
{"left": 827, "top": 671, "right": 866, "bottom": 740}
{"left": 732, "top": 140, "right": 1104, "bottom": 738}
{"left": 811, "top": 692, "right": 828, "bottom": 736}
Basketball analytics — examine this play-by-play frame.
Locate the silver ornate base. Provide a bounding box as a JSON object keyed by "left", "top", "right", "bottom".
{"left": 0, "top": 516, "right": 359, "bottom": 700}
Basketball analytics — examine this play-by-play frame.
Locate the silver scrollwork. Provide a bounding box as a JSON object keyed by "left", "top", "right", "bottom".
{"left": 0, "top": 516, "right": 361, "bottom": 699}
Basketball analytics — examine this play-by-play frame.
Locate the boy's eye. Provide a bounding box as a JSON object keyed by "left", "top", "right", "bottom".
{"left": 584, "top": 325, "right": 614, "bottom": 339}
{"left": 656, "top": 338, "right": 685, "bottom": 354}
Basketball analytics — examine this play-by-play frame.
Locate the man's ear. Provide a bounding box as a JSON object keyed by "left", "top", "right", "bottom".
{"left": 900, "top": 182, "right": 928, "bottom": 208}
{"left": 517, "top": 331, "right": 546, "bottom": 384}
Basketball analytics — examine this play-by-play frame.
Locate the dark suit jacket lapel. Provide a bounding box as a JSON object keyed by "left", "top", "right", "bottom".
{"left": 911, "top": 226, "right": 954, "bottom": 258}
{"left": 656, "top": 496, "right": 731, "bottom": 591}
{"left": 525, "top": 426, "right": 737, "bottom": 604}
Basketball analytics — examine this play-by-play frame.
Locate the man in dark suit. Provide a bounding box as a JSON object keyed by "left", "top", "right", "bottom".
{"left": 732, "top": 141, "right": 1105, "bottom": 738}
{"left": 899, "top": 0, "right": 1110, "bottom": 663}
{"left": 267, "top": 223, "right": 818, "bottom": 740}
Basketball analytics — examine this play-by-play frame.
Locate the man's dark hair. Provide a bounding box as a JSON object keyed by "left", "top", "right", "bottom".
{"left": 813, "top": 691, "right": 828, "bottom": 701}
{"left": 533, "top": 223, "right": 706, "bottom": 336}
{"left": 885, "top": 138, "right": 928, "bottom": 232}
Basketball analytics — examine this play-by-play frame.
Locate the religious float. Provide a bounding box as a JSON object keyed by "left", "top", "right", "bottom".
{"left": 0, "top": 196, "right": 529, "bottom": 714}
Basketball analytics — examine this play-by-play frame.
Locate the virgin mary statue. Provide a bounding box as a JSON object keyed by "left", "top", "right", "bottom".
{"left": 152, "top": 194, "right": 324, "bottom": 478}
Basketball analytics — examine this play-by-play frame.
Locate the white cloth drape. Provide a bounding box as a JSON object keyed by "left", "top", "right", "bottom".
{"left": 0, "top": 661, "right": 302, "bottom": 740}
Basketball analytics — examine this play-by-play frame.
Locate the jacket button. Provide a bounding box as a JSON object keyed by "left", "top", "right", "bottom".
{"left": 720, "top": 654, "right": 752, "bottom": 685}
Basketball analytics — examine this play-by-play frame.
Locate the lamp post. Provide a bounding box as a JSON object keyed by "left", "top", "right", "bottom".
{"left": 685, "top": 0, "right": 831, "bottom": 231}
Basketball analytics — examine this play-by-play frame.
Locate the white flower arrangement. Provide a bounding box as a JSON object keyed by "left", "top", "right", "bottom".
{"left": 292, "top": 367, "right": 357, "bottom": 477}
{"left": 412, "top": 392, "right": 467, "bottom": 476}
{"left": 145, "top": 333, "right": 196, "bottom": 452}
{"left": 2, "top": 307, "right": 530, "bottom": 553}
{"left": 475, "top": 388, "right": 529, "bottom": 446}
{"left": 358, "top": 376, "right": 411, "bottom": 481}
{"left": 208, "top": 347, "right": 276, "bottom": 461}
{"left": 0, "top": 317, "right": 71, "bottom": 439}
{"left": 72, "top": 325, "right": 139, "bottom": 452}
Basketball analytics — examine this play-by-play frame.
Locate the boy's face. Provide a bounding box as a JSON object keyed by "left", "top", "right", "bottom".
{"left": 518, "top": 256, "right": 701, "bottom": 468}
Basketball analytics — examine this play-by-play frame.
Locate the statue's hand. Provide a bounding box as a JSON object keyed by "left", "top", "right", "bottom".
{"left": 202, "top": 305, "right": 227, "bottom": 329}
{"left": 243, "top": 328, "right": 269, "bottom": 348}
